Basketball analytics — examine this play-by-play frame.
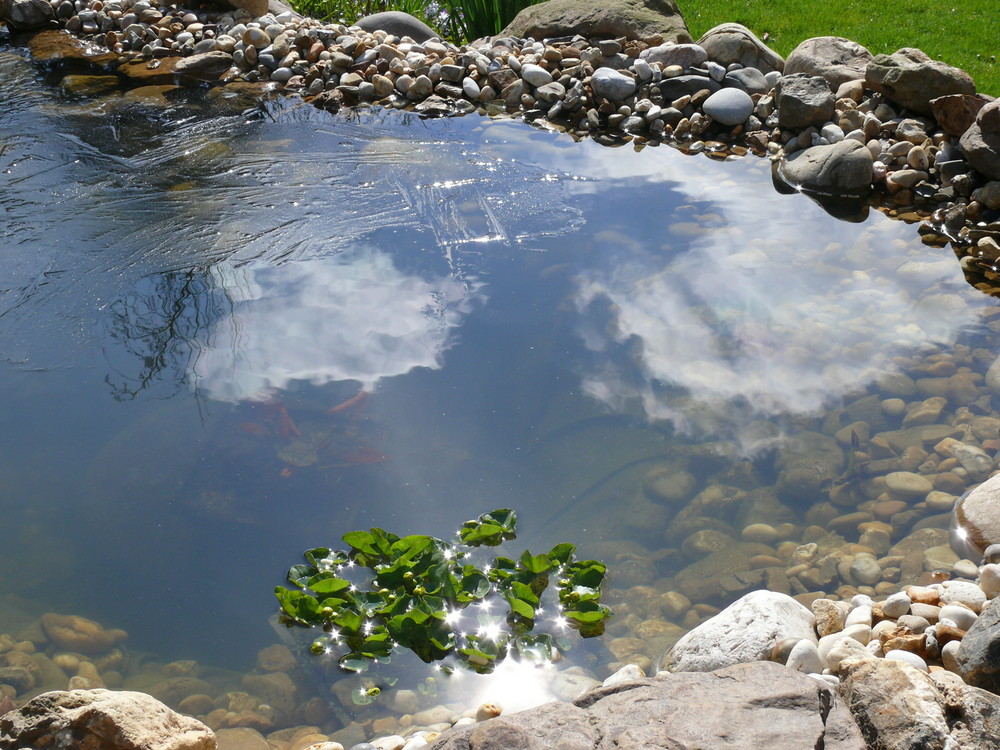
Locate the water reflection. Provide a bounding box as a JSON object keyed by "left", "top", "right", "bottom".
{"left": 192, "top": 249, "right": 482, "bottom": 401}
{"left": 468, "top": 127, "right": 990, "bottom": 444}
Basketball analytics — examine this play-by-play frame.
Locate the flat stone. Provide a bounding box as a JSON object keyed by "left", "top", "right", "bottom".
{"left": 28, "top": 30, "right": 119, "bottom": 71}
{"left": 865, "top": 47, "right": 976, "bottom": 115}
{"left": 432, "top": 662, "right": 864, "bottom": 750}
{"left": 501, "top": 0, "right": 693, "bottom": 43}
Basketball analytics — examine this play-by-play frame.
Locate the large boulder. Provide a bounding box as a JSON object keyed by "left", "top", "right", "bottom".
{"left": 430, "top": 661, "right": 864, "bottom": 750}
{"left": 950, "top": 471, "right": 1000, "bottom": 560}
{"left": 500, "top": 0, "right": 692, "bottom": 43}
{"left": 0, "top": 689, "right": 216, "bottom": 750}
{"left": 865, "top": 47, "right": 976, "bottom": 115}
{"left": 775, "top": 73, "right": 836, "bottom": 129}
{"left": 840, "top": 657, "right": 1000, "bottom": 748}
{"left": 777, "top": 140, "right": 875, "bottom": 199}
{"left": 697, "top": 22, "right": 783, "bottom": 74}
{"left": 960, "top": 100, "right": 1000, "bottom": 181}
{"left": 662, "top": 590, "right": 816, "bottom": 673}
{"left": 354, "top": 11, "right": 438, "bottom": 42}
{"left": 783, "top": 36, "right": 873, "bottom": 89}
{"left": 0, "top": 0, "right": 54, "bottom": 30}
{"left": 956, "top": 595, "right": 1000, "bottom": 693}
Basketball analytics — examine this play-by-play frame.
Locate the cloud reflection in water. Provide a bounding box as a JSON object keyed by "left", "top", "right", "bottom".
{"left": 486, "top": 133, "right": 992, "bottom": 442}
{"left": 193, "top": 248, "right": 481, "bottom": 401}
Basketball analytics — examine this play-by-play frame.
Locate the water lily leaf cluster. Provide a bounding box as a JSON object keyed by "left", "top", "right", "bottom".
{"left": 275, "top": 509, "right": 612, "bottom": 678}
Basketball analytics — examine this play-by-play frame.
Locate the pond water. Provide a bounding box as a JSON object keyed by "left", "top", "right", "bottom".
{"left": 2, "top": 31, "right": 999, "bottom": 736}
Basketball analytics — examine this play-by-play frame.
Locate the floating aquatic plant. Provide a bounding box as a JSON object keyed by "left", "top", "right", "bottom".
{"left": 275, "top": 509, "right": 612, "bottom": 693}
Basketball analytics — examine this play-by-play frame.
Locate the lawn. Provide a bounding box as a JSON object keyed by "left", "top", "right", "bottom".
{"left": 677, "top": 0, "right": 998, "bottom": 95}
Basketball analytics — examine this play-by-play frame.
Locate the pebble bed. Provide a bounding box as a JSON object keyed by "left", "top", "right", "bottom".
{"left": 5, "top": 2, "right": 1000, "bottom": 749}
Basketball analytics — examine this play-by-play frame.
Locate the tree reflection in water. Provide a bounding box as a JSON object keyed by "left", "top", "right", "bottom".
{"left": 103, "top": 267, "right": 232, "bottom": 401}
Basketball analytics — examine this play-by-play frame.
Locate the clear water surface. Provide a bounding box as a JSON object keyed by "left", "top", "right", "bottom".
{"left": 0, "top": 35, "right": 996, "bottom": 726}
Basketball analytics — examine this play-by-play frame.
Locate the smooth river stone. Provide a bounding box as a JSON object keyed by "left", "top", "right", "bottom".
{"left": 520, "top": 63, "right": 553, "bottom": 87}
{"left": 951, "top": 474, "right": 1000, "bottom": 560}
{"left": 885, "top": 471, "right": 933, "bottom": 500}
{"left": 702, "top": 87, "right": 753, "bottom": 126}
{"left": 590, "top": 67, "right": 637, "bottom": 101}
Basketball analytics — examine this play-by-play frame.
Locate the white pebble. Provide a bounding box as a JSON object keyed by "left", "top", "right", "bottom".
{"left": 602, "top": 663, "right": 645, "bottom": 686}
{"left": 939, "top": 604, "right": 978, "bottom": 631}
{"left": 941, "top": 640, "right": 962, "bottom": 672}
{"left": 953, "top": 559, "right": 980, "bottom": 579}
{"left": 371, "top": 737, "right": 406, "bottom": 750}
{"left": 939, "top": 580, "right": 987, "bottom": 612}
{"left": 881, "top": 592, "right": 912, "bottom": 619}
{"left": 884, "top": 649, "right": 928, "bottom": 671}
{"left": 845, "top": 605, "right": 873, "bottom": 628}
{"left": 851, "top": 594, "right": 875, "bottom": 609}
{"left": 980, "top": 563, "right": 1000, "bottom": 598}
{"left": 786, "top": 639, "right": 823, "bottom": 674}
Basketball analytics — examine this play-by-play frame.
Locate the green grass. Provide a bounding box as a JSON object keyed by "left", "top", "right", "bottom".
{"left": 677, "top": 0, "right": 998, "bottom": 96}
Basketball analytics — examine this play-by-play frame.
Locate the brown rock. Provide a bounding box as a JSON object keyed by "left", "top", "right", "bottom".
{"left": 118, "top": 56, "right": 184, "bottom": 85}
{"left": 27, "top": 30, "right": 119, "bottom": 70}
{"left": 40, "top": 614, "right": 126, "bottom": 655}
{"left": 500, "top": 0, "right": 692, "bottom": 43}
{"left": 865, "top": 48, "right": 976, "bottom": 115}
{"left": 256, "top": 644, "right": 297, "bottom": 673}
{"left": 0, "top": 689, "right": 216, "bottom": 749}
{"left": 931, "top": 93, "right": 990, "bottom": 137}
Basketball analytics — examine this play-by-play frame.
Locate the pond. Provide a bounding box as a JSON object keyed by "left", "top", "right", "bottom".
{"left": 1, "top": 29, "right": 998, "bottom": 739}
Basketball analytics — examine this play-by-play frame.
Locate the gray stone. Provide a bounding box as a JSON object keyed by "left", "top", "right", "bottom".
{"left": 0, "top": 689, "right": 215, "bottom": 750}
{"left": 662, "top": 590, "right": 815, "bottom": 673}
{"left": 590, "top": 67, "right": 636, "bottom": 101}
{"left": 702, "top": 87, "right": 753, "bottom": 126}
{"left": 656, "top": 73, "right": 720, "bottom": 100}
{"left": 696, "top": 22, "right": 783, "bottom": 74}
{"left": 500, "top": 0, "right": 692, "bottom": 43}
{"left": 777, "top": 139, "right": 874, "bottom": 198}
{"left": 174, "top": 51, "right": 235, "bottom": 80}
{"left": 520, "top": 63, "right": 553, "bottom": 87}
{"left": 429, "top": 662, "right": 864, "bottom": 750}
{"left": 960, "top": 100, "right": 1000, "bottom": 180}
{"left": 784, "top": 36, "right": 873, "bottom": 89}
{"left": 354, "top": 11, "right": 438, "bottom": 42}
{"left": 639, "top": 42, "right": 706, "bottom": 70}
{"left": 0, "top": 0, "right": 54, "bottom": 30}
{"left": 957, "top": 596, "right": 1000, "bottom": 693}
{"left": 723, "top": 66, "right": 769, "bottom": 95}
{"left": 865, "top": 47, "right": 976, "bottom": 116}
{"left": 775, "top": 73, "right": 835, "bottom": 129}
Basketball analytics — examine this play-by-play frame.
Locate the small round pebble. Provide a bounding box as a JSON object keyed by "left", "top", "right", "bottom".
{"left": 740, "top": 523, "right": 778, "bottom": 543}
{"left": 881, "top": 592, "right": 912, "bottom": 619}
{"left": 979, "top": 563, "right": 1000, "bottom": 598}
{"left": 941, "top": 640, "right": 962, "bottom": 672}
{"left": 785, "top": 639, "right": 823, "bottom": 673}
{"left": 702, "top": 87, "right": 753, "bottom": 126}
{"left": 986, "top": 544, "right": 1000, "bottom": 565}
{"left": 939, "top": 579, "right": 987, "bottom": 612}
{"left": 884, "top": 649, "right": 929, "bottom": 671}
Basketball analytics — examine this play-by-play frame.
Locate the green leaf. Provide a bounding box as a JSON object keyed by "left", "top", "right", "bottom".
{"left": 307, "top": 575, "right": 351, "bottom": 596}
{"left": 287, "top": 564, "right": 318, "bottom": 588}
{"left": 509, "top": 597, "right": 535, "bottom": 619}
{"left": 274, "top": 587, "right": 322, "bottom": 624}
{"left": 547, "top": 543, "right": 575, "bottom": 566}
{"left": 519, "top": 550, "right": 552, "bottom": 574}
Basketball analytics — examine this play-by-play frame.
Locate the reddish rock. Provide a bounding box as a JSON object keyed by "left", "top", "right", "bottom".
{"left": 930, "top": 93, "right": 990, "bottom": 137}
